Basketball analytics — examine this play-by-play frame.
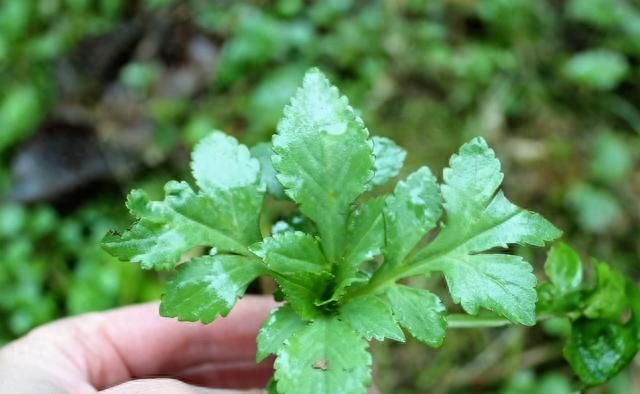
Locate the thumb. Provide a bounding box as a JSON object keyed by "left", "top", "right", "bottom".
{"left": 99, "top": 378, "right": 264, "bottom": 394}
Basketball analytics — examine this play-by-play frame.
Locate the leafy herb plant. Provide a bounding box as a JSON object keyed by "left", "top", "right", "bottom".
{"left": 104, "top": 68, "right": 636, "bottom": 392}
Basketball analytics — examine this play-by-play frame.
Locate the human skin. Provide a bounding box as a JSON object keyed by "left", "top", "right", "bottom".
{"left": 0, "top": 295, "right": 277, "bottom": 394}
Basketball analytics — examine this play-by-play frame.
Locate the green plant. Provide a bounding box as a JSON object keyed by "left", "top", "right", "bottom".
{"left": 538, "top": 242, "right": 640, "bottom": 386}
{"left": 0, "top": 200, "right": 162, "bottom": 344}
{"left": 0, "top": 0, "right": 125, "bottom": 153}
{"left": 104, "top": 69, "right": 637, "bottom": 392}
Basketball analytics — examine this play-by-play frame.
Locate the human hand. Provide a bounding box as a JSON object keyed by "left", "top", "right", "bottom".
{"left": 0, "top": 295, "right": 277, "bottom": 394}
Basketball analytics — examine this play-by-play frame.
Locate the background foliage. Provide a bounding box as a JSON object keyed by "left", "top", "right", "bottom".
{"left": 0, "top": 0, "right": 639, "bottom": 392}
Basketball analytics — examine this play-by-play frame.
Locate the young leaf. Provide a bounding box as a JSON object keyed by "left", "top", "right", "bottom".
{"left": 339, "top": 295, "right": 405, "bottom": 342}
{"left": 370, "top": 136, "right": 406, "bottom": 187}
{"left": 191, "top": 131, "right": 261, "bottom": 192}
{"left": 257, "top": 305, "right": 306, "bottom": 362}
{"left": 544, "top": 242, "right": 583, "bottom": 294}
{"left": 584, "top": 260, "right": 627, "bottom": 321}
{"left": 272, "top": 68, "right": 373, "bottom": 262}
{"left": 251, "top": 142, "right": 286, "bottom": 199}
{"left": 252, "top": 232, "right": 330, "bottom": 276}
{"left": 410, "top": 138, "right": 561, "bottom": 325}
{"left": 345, "top": 197, "right": 386, "bottom": 268}
{"left": 251, "top": 232, "right": 331, "bottom": 319}
{"left": 385, "top": 285, "right": 447, "bottom": 347}
{"left": 191, "top": 132, "right": 264, "bottom": 243}
{"left": 332, "top": 197, "right": 385, "bottom": 298}
{"left": 159, "top": 255, "right": 266, "bottom": 323}
{"left": 103, "top": 182, "right": 249, "bottom": 270}
{"left": 564, "top": 319, "right": 637, "bottom": 385}
{"left": 275, "top": 316, "right": 372, "bottom": 394}
{"left": 384, "top": 166, "right": 442, "bottom": 266}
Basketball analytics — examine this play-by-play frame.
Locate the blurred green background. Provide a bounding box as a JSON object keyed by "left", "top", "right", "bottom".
{"left": 0, "top": 0, "right": 639, "bottom": 392}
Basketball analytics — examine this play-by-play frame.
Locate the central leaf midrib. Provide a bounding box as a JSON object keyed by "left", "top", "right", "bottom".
{"left": 409, "top": 201, "right": 523, "bottom": 271}
{"left": 172, "top": 260, "right": 254, "bottom": 311}
{"left": 170, "top": 205, "right": 249, "bottom": 254}
{"left": 269, "top": 251, "right": 329, "bottom": 274}
{"left": 345, "top": 210, "right": 383, "bottom": 265}
{"left": 456, "top": 257, "right": 532, "bottom": 319}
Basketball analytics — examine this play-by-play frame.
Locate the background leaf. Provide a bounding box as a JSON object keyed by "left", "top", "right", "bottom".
{"left": 544, "top": 242, "right": 583, "bottom": 294}
{"left": 564, "top": 319, "right": 637, "bottom": 385}
{"left": 584, "top": 261, "right": 627, "bottom": 321}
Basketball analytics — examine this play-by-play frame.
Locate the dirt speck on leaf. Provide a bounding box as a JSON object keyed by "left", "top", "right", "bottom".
{"left": 312, "top": 359, "right": 329, "bottom": 371}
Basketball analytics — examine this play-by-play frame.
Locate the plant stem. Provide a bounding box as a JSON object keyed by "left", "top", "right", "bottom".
{"left": 446, "top": 314, "right": 513, "bottom": 328}
{"left": 341, "top": 257, "right": 427, "bottom": 302}
{"left": 446, "top": 313, "right": 556, "bottom": 328}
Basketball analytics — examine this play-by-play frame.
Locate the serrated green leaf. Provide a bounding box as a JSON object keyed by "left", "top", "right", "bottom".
{"left": 252, "top": 232, "right": 329, "bottom": 275}
{"left": 385, "top": 285, "right": 447, "bottom": 347}
{"left": 159, "top": 255, "right": 265, "bottom": 323}
{"left": 370, "top": 136, "right": 406, "bottom": 187}
{"left": 192, "top": 131, "right": 261, "bottom": 192}
{"left": 257, "top": 304, "right": 306, "bottom": 362}
{"left": 384, "top": 166, "right": 442, "bottom": 266}
{"left": 423, "top": 137, "right": 561, "bottom": 253}
{"left": 104, "top": 131, "right": 265, "bottom": 270}
{"left": 275, "top": 316, "right": 372, "bottom": 394}
{"left": 251, "top": 142, "right": 286, "bottom": 199}
{"left": 544, "top": 242, "right": 583, "bottom": 294}
{"left": 270, "top": 274, "right": 324, "bottom": 320}
{"left": 346, "top": 197, "right": 386, "bottom": 267}
{"left": 332, "top": 197, "right": 386, "bottom": 299}
{"left": 251, "top": 231, "right": 331, "bottom": 319}
{"left": 432, "top": 254, "right": 537, "bottom": 325}
{"left": 564, "top": 319, "right": 637, "bottom": 385}
{"left": 103, "top": 182, "right": 250, "bottom": 270}
{"left": 410, "top": 137, "right": 561, "bottom": 325}
{"left": 340, "top": 294, "right": 405, "bottom": 342}
{"left": 272, "top": 68, "right": 373, "bottom": 262}
{"left": 191, "top": 132, "right": 264, "bottom": 243}
{"left": 584, "top": 260, "right": 627, "bottom": 321}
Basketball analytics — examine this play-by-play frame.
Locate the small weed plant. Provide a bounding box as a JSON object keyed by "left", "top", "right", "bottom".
{"left": 105, "top": 69, "right": 640, "bottom": 393}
